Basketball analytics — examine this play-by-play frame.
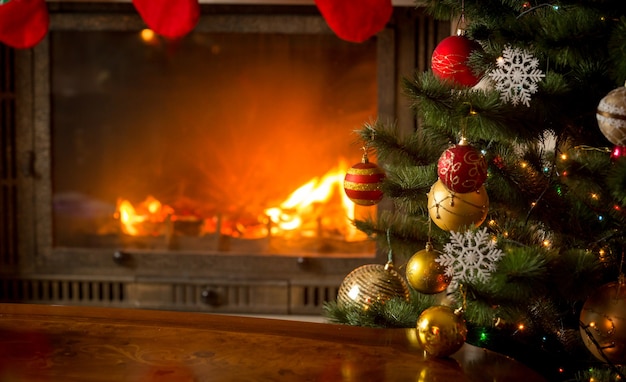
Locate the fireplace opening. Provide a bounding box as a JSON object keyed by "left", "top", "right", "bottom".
{"left": 50, "top": 16, "right": 378, "bottom": 256}
{"left": 4, "top": 4, "right": 449, "bottom": 313}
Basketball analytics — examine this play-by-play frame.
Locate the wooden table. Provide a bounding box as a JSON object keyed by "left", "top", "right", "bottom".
{"left": 0, "top": 303, "right": 547, "bottom": 381}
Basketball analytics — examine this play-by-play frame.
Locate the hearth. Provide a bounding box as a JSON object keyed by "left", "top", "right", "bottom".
{"left": 1, "top": 2, "right": 450, "bottom": 315}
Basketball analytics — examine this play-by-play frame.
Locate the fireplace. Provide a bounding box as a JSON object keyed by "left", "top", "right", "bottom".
{"left": 1, "top": 2, "right": 450, "bottom": 315}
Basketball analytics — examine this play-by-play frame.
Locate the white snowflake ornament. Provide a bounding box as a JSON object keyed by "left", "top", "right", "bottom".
{"left": 436, "top": 227, "right": 504, "bottom": 293}
{"left": 488, "top": 45, "right": 545, "bottom": 107}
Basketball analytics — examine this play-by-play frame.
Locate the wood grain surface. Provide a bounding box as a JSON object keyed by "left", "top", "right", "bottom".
{"left": 0, "top": 304, "right": 547, "bottom": 381}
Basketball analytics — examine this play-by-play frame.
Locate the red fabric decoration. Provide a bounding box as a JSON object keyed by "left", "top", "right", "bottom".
{"left": 431, "top": 35, "right": 482, "bottom": 87}
{"left": 133, "top": 0, "right": 200, "bottom": 39}
{"left": 314, "top": 0, "right": 392, "bottom": 43}
{"left": 0, "top": 0, "right": 49, "bottom": 49}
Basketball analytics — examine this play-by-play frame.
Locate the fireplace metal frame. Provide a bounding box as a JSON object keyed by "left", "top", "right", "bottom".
{"left": 3, "top": 4, "right": 449, "bottom": 315}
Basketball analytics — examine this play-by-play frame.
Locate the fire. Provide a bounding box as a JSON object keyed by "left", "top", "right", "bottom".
{"left": 264, "top": 162, "right": 357, "bottom": 238}
{"left": 114, "top": 161, "right": 367, "bottom": 242}
{"left": 115, "top": 195, "right": 174, "bottom": 236}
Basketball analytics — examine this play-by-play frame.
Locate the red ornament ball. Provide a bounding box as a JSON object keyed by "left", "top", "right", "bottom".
{"left": 344, "top": 154, "right": 385, "bottom": 206}
{"left": 431, "top": 35, "right": 482, "bottom": 87}
{"left": 437, "top": 139, "right": 488, "bottom": 193}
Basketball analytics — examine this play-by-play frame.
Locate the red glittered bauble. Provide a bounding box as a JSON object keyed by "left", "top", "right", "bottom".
{"left": 437, "top": 139, "right": 488, "bottom": 193}
{"left": 344, "top": 153, "right": 385, "bottom": 206}
{"left": 431, "top": 35, "right": 482, "bottom": 87}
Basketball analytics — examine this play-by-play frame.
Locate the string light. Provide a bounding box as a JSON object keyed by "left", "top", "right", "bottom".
{"left": 560, "top": 153, "right": 568, "bottom": 161}
{"left": 479, "top": 330, "right": 489, "bottom": 343}
{"left": 140, "top": 29, "right": 157, "bottom": 43}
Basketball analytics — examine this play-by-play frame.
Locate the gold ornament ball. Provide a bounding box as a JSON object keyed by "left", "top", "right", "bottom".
{"left": 337, "top": 262, "right": 410, "bottom": 310}
{"left": 597, "top": 86, "right": 626, "bottom": 146}
{"left": 427, "top": 179, "right": 489, "bottom": 232}
{"left": 416, "top": 305, "right": 467, "bottom": 358}
{"left": 579, "top": 279, "right": 626, "bottom": 364}
{"left": 405, "top": 244, "right": 451, "bottom": 294}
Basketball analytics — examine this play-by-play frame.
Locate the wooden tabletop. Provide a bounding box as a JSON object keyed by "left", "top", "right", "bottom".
{"left": 0, "top": 303, "right": 546, "bottom": 381}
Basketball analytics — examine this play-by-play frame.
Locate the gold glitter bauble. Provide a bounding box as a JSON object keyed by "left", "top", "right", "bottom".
{"left": 427, "top": 179, "right": 489, "bottom": 232}
{"left": 416, "top": 305, "right": 467, "bottom": 358}
{"left": 337, "top": 262, "right": 410, "bottom": 309}
{"left": 579, "top": 278, "right": 626, "bottom": 364}
{"left": 405, "top": 243, "right": 451, "bottom": 294}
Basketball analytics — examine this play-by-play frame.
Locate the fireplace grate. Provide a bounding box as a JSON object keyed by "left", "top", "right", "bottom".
{"left": 290, "top": 281, "right": 339, "bottom": 315}
{"left": 0, "top": 44, "right": 18, "bottom": 267}
{"left": 0, "top": 276, "right": 129, "bottom": 305}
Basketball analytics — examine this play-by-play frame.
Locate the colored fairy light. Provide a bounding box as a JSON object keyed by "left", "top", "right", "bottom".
{"left": 140, "top": 29, "right": 156, "bottom": 43}
{"left": 598, "top": 215, "right": 604, "bottom": 221}
{"left": 479, "top": 330, "right": 488, "bottom": 342}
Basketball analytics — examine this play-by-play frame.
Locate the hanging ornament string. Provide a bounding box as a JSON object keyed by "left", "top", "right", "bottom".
{"left": 456, "top": 0, "right": 467, "bottom": 35}
{"left": 460, "top": 102, "right": 473, "bottom": 141}
{"left": 385, "top": 228, "right": 395, "bottom": 266}
{"left": 455, "top": 283, "right": 467, "bottom": 315}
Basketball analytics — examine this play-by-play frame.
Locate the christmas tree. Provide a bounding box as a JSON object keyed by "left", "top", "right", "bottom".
{"left": 325, "top": 1, "right": 626, "bottom": 381}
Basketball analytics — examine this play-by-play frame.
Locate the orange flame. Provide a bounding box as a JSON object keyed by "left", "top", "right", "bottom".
{"left": 114, "top": 161, "right": 366, "bottom": 242}
{"left": 115, "top": 195, "right": 174, "bottom": 236}
{"left": 264, "top": 161, "right": 359, "bottom": 239}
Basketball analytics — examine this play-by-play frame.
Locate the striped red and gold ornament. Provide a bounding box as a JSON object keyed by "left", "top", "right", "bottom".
{"left": 343, "top": 152, "right": 385, "bottom": 206}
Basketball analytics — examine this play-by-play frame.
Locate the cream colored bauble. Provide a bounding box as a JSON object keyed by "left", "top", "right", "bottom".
{"left": 597, "top": 86, "right": 626, "bottom": 146}
{"left": 427, "top": 179, "right": 489, "bottom": 232}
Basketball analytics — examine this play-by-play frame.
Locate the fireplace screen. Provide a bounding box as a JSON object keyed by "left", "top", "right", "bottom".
{"left": 50, "top": 24, "right": 378, "bottom": 255}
